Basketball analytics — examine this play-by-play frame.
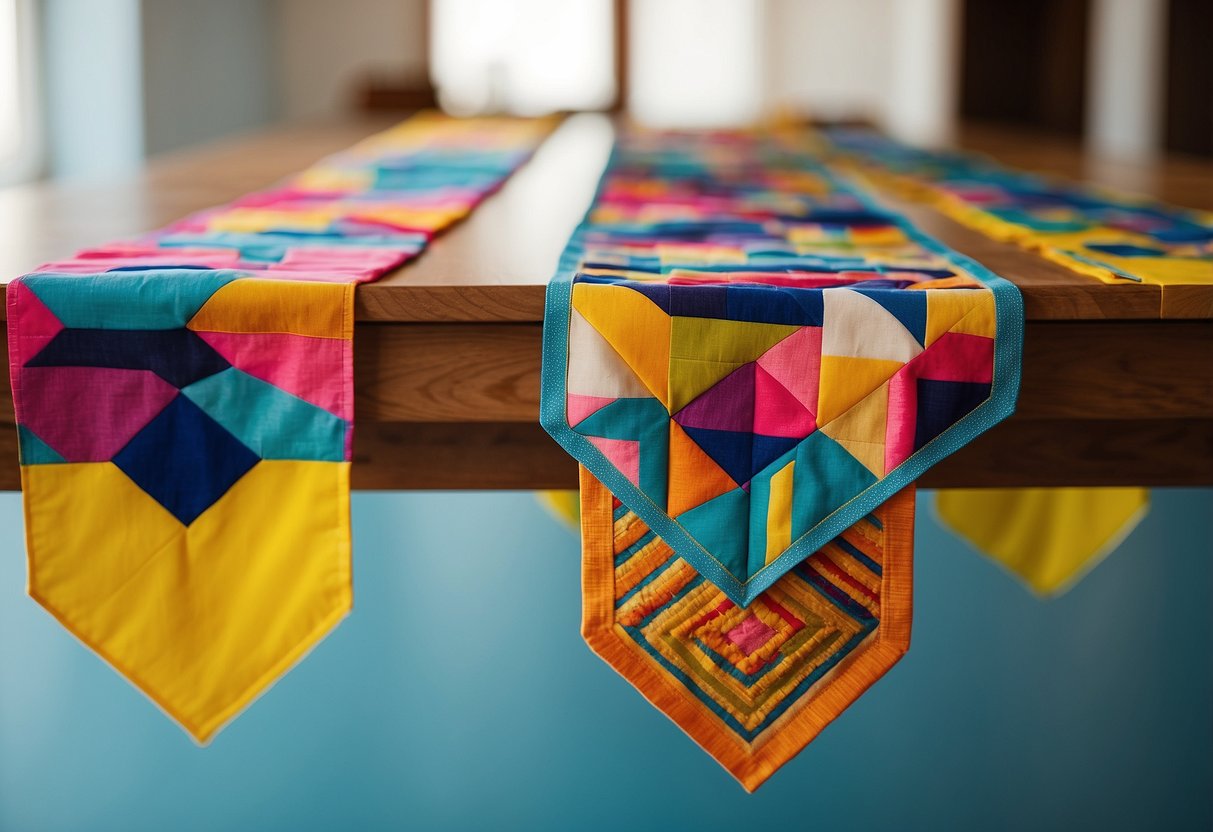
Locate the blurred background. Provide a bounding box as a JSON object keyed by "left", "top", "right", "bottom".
{"left": 0, "top": 2, "right": 1210, "bottom": 830}
{"left": 0, "top": 0, "right": 1209, "bottom": 184}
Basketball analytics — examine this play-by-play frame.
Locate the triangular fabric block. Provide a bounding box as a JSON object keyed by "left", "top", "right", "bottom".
{"left": 588, "top": 436, "right": 641, "bottom": 486}
{"left": 567, "top": 307, "right": 654, "bottom": 400}
{"left": 936, "top": 487, "right": 1149, "bottom": 595}
{"left": 817, "top": 355, "right": 902, "bottom": 427}
{"left": 822, "top": 288, "right": 923, "bottom": 362}
{"left": 924, "top": 288, "right": 996, "bottom": 346}
{"left": 572, "top": 281, "right": 671, "bottom": 405}
{"left": 753, "top": 364, "right": 816, "bottom": 438}
{"left": 755, "top": 325, "right": 822, "bottom": 417}
{"left": 673, "top": 362, "right": 755, "bottom": 433}
{"left": 668, "top": 421, "right": 740, "bottom": 517}
{"left": 819, "top": 380, "right": 889, "bottom": 478}
{"left": 852, "top": 287, "right": 927, "bottom": 345}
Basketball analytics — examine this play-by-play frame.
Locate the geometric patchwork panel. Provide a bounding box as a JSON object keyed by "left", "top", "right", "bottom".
{"left": 544, "top": 130, "right": 1022, "bottom": 606}
{"left": 580, "top": 468, "right": 914, "bottom": 791}
{"left": 9, "top": 113, "right": 557, "bottom": 742}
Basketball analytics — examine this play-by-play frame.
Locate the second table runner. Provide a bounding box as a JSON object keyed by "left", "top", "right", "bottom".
{"left": 9, "top": 113, "right": 555, "bottom": 741}
{"left": 541, "top": 127, "right": 1023, "bottom": 789}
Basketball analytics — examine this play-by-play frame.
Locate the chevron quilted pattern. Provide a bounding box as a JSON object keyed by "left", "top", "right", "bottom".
{"left": 580, "top": 468, "right": 914, "bottom": 791}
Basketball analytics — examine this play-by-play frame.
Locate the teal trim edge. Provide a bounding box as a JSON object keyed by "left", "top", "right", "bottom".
{"left": 539, "top": 151, "right": 1024, "bottom": 608}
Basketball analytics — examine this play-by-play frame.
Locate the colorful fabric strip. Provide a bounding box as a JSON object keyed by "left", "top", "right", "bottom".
{"left": 824, "top": 128, "right": 1213, "bottom": 290}
{"left": 540, "top": 127, "right": 1022, "bottom": 789}
{"left": 8, "top": 113, "right": 555, "bottom": 741}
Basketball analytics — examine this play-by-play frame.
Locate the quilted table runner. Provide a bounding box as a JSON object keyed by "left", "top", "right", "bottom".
{"left": 824, "top": 128, "right": 1213, "bottom": 289}
{"left": 541, "top": 127, "right": 1023, "bottom": 790}
{"left": 824, "top": 129, "right": 1185, "bottom": 592}
{"left": 8, "top": 112, "right": 554, "bottom": 741}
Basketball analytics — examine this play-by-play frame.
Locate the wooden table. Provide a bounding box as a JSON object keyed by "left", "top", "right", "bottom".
{"left": 0, "top": 114, "right": 1209, "bottom": 490}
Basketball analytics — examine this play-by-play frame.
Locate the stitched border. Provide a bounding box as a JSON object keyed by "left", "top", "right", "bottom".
{"left": 541, "top": 143, "right": 1022, "bottom": 606}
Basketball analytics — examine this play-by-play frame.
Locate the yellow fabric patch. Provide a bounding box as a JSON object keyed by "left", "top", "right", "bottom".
{"left": 925, "top": 289, "right": 995, "bottom": 346}
{"left": 573, "top": 282, "right": 672, "bottom": 406}
{"left": 764, "top": 459, "right": 795, "bottom": 565}
{"left": 208, "top": 208, "right": 338, "bottom": 233}
{"left": 24, "top": 460, "right": 352, "bottom": 742}
{"left": 816, "top": 355, "right": 902, "bottom": 427}
{"left": 818, "top": 380, "right": 890, "bottom": 477}
{"left": 936, "top": 487, "right": 1150, "bottom": 595}
{"left": 188, "top": 279, "right": 353, "bottom": 339}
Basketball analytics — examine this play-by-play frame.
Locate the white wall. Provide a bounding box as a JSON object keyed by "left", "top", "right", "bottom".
{"left": 41, "top": 0, "right": 145, "bottom": 179}
{"left": 629, "top": 0, "right": 767, "bottom": 128}
{"left": 273, "top": 0, "right": 427, "bottom": 120}
{"left": 763, "top": 0, "right": 958, "bottom": 145}
{"left": 764, "top": 0, "right": 893, "bottom": 124}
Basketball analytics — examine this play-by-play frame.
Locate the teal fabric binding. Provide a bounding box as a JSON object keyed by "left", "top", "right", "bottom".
{"left": 540, "top": 143, "right": 1023, "bottom": 607}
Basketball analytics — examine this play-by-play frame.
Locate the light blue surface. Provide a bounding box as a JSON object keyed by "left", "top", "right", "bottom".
{"left": 0, "top": 489, "right": 1209, "bottom": 832}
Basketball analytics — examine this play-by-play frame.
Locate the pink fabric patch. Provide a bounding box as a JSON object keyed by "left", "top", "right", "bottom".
{"left": 16, "top": 367, "right": 177, "bottom": 461}
{"left": 195, "top": 331, "right": 351, "bottom": 420}
{"left": 753, "top": 364, "right": 816, "bottom": 438}
{"left": 587, "top": 436, "right": 641, "bottom": 486}
{"left": 567, "top": 394, "right": 615, "bottom": 427}
{"left": 884, "top": 331, "right": 995, "bottom": 471}
{"left": 7, "top": 282, "right": 65, "bottom": 368}
{"left": 756, "top": 326, "right": 822, "bottom": 416}
{"left": 725, "top": 615, "right": 777, "bottom": 655}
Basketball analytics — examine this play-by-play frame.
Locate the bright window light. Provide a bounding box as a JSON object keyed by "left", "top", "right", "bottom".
{"left": 0, "top": 0, "right": 20, "bottom": 164}
{"left": 629, "top": 0, "right": 766, "bottom": 128}
{"left": 430, "top": 0, "right": 616, "bottom": 116}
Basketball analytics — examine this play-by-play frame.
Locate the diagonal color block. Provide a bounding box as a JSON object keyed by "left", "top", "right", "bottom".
{"left": 27, "top": 328, "right": 231, "bottom": 388}
{"left": 182, "top": 368, "right": 347, "bottom": 461}
{"left": 21, "top": 270, "right": 239, "bottom": 330}
{"left": 113, "top": 395, "right": 260, "bottom": 526}
{"left": 16, "top": 367, "right": 179, "bottom": 462}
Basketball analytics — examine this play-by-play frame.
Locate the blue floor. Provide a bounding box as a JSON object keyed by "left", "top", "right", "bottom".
{"left": 0, "top": 488, "right": 1209, "bottom": 832}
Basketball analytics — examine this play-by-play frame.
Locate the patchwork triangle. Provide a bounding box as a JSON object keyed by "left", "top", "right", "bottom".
{"left": 755, "top": 325, "right": 821, "bottom": 416}
{"left": 588, "top": 436, "right": 641, "bottom": 486}
{"left": 672, "top": 362, "right": 755, "bottom": 433}
{"left": 852, "top": 287, "right": 927, "bottom": 345}
{"left": 822, "top": 288, "right": 923, "bottom": 362}
{"left": 572, "top": 282, "right": 671, "bottom": 405}
{"left": 667, "top": 421, "right": 740, "bottom": 516}
{"left": 818, "top": 380, "right": 890, "bottom": 477}
{"left": 567, "top": 307, "right": 653, "bottom": 400}
{"left": 817, "top": 355, "right": 902, "bottom": 426}
{"left": 753, "top": 364, "right": 816, "bottom": 438}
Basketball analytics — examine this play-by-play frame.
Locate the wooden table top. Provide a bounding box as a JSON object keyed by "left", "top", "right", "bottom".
{"left": 1, "top": 113, "right": 1209, "bottom": 322}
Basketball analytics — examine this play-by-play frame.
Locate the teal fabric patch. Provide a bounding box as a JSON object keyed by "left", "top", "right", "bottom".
{"left": 790, "top": 432, "right": 879, "bottom": 539}
{"left": 677, "top": 487, "right": 751, "bottom": 583}
{"left": 18, "top": 425, "right": 66, "bottom": 465}
{"left": 181, "top": 368, "right": 346, "bottom": 461}
{"left": 21, "top": 270, "right": 241, "bottom": 330}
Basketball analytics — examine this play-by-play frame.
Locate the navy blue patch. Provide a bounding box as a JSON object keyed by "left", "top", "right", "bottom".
{"left": 26, "top": 328, "right": 231, "bottom": 388}
{"left": 113, "top": 395, "right": 259, "bottom": 525}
